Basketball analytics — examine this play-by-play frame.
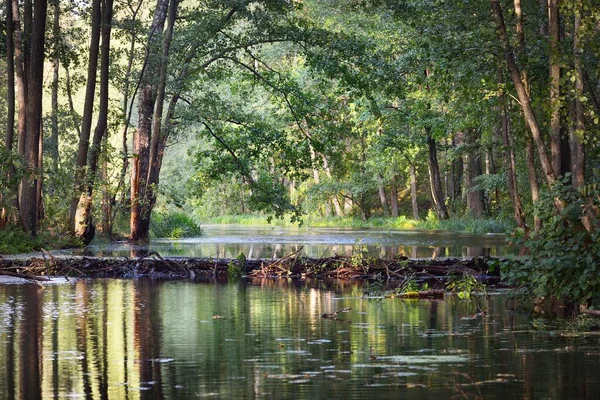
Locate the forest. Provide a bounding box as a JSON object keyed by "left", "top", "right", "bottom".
{"left": 1, "top": 0, "right": 599, "bottom": 301}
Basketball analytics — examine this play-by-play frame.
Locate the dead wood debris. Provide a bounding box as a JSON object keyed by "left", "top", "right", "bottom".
{"left": 0, "top": 252, "right": 498, "bottom": 282}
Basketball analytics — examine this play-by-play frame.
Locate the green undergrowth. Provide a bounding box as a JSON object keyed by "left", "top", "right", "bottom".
{"left": 201, "top": 213, "right": 513, "bottom": 234}
{"left": 0, "top": 225, "right": 82, "bottom": 255}
{"left": 150, "top": 211, "right": 203, "bottom": 239}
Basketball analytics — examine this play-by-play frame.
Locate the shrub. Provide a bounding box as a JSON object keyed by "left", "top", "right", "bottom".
{"left": 501, "top": 178, "right": 600, "bottom": 305}
{"left": 150, "top": 211, "right": 203, "bottom": 239}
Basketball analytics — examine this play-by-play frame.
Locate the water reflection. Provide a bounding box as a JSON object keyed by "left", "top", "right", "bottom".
{"left": 1, "top": 280, "right": 599, "bottom": 399}
{"left": 84, "top": 225, "right": 514, "bottom": 259}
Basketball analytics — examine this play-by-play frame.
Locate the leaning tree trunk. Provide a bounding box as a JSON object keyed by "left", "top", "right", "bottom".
{"left": 426, "top": 129, "right": 448, "bottom": 219}
{"left": 130, "top": 0, "right": 172, "bottom": 242}
{"left": 74, "top": 0, "right": 114, "bottom": 243}
{"left": 490, "top": 0, "right": 557, "bottom": 186}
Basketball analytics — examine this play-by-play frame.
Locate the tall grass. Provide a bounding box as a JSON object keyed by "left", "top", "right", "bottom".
{"left": 200, "top": 213, "right": 513, "bottom": 234}
{"left": 151, "top": 211, "right": 203, "bottom": 239}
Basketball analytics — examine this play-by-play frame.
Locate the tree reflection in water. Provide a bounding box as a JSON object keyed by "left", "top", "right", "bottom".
{"left": 0, "top": 279, "right": 599, "bottom": 399}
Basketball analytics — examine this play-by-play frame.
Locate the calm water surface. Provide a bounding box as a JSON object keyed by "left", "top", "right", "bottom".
{"left": 0, "top": 279, "right": 598, "bottom": 399}
{"left": 85, "top": 225, "right": 513, "bottom": 259}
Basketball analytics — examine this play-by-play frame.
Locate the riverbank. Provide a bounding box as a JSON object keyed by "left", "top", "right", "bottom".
{"left": 0, "top": 251, "right": 500, "bottom": 286}
{"left": 202, "top": 214, "right": 515, "bottom": 234}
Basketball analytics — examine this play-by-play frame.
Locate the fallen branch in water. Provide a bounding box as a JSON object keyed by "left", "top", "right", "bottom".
{"left": 386, "top": 289, "right": 446, "bottom": 299}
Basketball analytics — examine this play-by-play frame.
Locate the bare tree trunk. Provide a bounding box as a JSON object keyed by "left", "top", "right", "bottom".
{"left": 548, "top": 0, "right": 562, "bottom": 176}
{"left": 130, "top": 0, "right": 170, "bottom": 242}
{"left": 426, "top": 129, "right": 448, "bottom": 219}
{"left": 12, "top": 0, "right": 26, "bottom": 163}
{"left": 322, "top": 154, "right": 343, "bottom": 216}
{"left": 20, "top": 0, "right": 47, "bottom": 236}
{"left": 498, "top": 68, "right": 527, "bottom": 230}
{"left": 390, "top": 175, "right": 399, "bottom": 218}
{"left": 6, "top": 0, "right": 15, "bottom": 154}
{"left": 70, "top": 0, "right": 101, "bottom": 229}
{"left": 571, "top": 7, "right": 594, "bottom": 231}
{"left": 49, "top": 0, "right": 60, "bottom": 173}
{"left": 377, "top": 175, "right": 388, "bottom": 215}
{"left": 409, "top": 165, "right": 420, "bottom": 220}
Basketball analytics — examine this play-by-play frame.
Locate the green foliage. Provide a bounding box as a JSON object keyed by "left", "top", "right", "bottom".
{"left": 446, "top": 273, "right": 486, "bottom": 299}
{"left": 227, "top": 261, "right": 243, "bottom": 279}
{"left": 150, "top": 211, "right": 203, "bottom": 239}
{"left": 501, "top": 178, "right": 600, "bottom": 304}
{"left": 0, "top": 226, "right": 81, "bottom": 255}
{"left": 394, "top": 273, "right": 420, "bottom": 294}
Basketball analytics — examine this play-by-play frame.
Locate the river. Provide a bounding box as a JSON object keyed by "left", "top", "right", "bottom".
{"left": 0, "top": 279, "right": 598, "bottom": 399}
{"left": 85, "top": 224, "right": 513, "bottom": 259}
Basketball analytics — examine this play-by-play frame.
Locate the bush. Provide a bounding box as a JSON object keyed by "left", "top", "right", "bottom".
{"left": 150, "top": 211, "right": 203, "bottom": 239}
{"left": 501, "top": 179, "right": 600, "bottom": 305}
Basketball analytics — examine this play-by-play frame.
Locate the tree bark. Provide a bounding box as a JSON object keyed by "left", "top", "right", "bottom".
{"left": 49, "top": 0, "right": 60, "bottom": 173}
{"left": 409, "top": 165, "right": 420, "bottom": 220}
{"left": 74, "top": 0, "right": 114, "bottom": 242}
{"left": 526, "top": 139, "right": 542, "bottom": 231}
{"left": 19, "top": 0, "right": 47, "bottom": 236}
{"left": 6, "top": 0, "right": 15, "bottom": 154}
{"left": 12, "top": 0, "right": 27, "bottom": 162}
{"left": 548, "top": 0, "right": 562, "bottom": 176}
{"left": 377, "top": 176, "right": 388, "bottom": 215}
{"left": 426, "top": 129, "right": 448, "bottom": 219}
{"left": 390, "top": 175, "right": 399, "bottom": 218}
{"left": 130, "top": 0, "right": 171, "bottom": 242}
{"left": 498, "top": 68, "right": 527, "bottom": 230}
{"left": 70, "top": 0, "right": 102, "bottom": 230}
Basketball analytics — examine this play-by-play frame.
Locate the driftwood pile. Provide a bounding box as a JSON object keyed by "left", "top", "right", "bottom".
{"left": 0, "top": 248, "right": 499, "bottom": 284}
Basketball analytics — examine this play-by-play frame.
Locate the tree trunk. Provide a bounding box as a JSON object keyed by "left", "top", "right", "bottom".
{"left": 426, "top": 129, "right": 448, "bottom": 219}
{"left": 490, "top": 0, "right": 557, "bottom": 186}
{"left": 6, "top": 0, "right": 15, "bottom": 154}
{"left": 49, "top": 0, "right": 60, "bottom": 173}
{"left": 548, "top": 0, "right": 562, "bottom": 176}
{"left": 377, "top": 175, "right": 388, "bottom": 215}
{"left": 70, "top": 0, "right": 101, "bottom": 230}
{"left": 390, "top": 175, "right": 399, "bottom": 218}
{"left": 409, "top": 165, "right": 420, "bottom": 220}
{"left": 322, "top": 154, "right": 343, "bottom": 216}
{"left": 498, "top": 68, "right": 527, "bottom": 230}
{"left": 13, "top": 0, "right": 27, "bottom": 163}
{"left": 4, "top": 0, "right": 16, "bottom": 224}
{"left": 19, "top": 0, "right": 47, "bottom": 236}
{"left": 526, "top": 139, "right": 542, "bottom": 232}
{"left": 571, "top": 7, "right": 594, "bottom": 231}
{"left": 130, "top": 0, "right": 171, "bottom": 242}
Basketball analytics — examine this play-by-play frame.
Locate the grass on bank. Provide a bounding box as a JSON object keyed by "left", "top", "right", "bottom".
{"left": 200, "top": 213, "right": 514, "bottom": 234}
{"left": 0, "top": 226, "right": 82, "bottom": 255}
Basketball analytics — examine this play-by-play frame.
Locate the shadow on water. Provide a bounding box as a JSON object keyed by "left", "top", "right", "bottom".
{"left": 82, "top": 225, "right": 516, "bottom": 259}
{"left": 0, "top": 279, "right": 598, "bottom": 399}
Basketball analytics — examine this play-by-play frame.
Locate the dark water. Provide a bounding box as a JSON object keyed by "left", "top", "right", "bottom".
{"left": 1, "top": 279, "right": 598, "bottom": 399}
{"left": 85, "top": 225, "right": 513, "bottom": 259}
